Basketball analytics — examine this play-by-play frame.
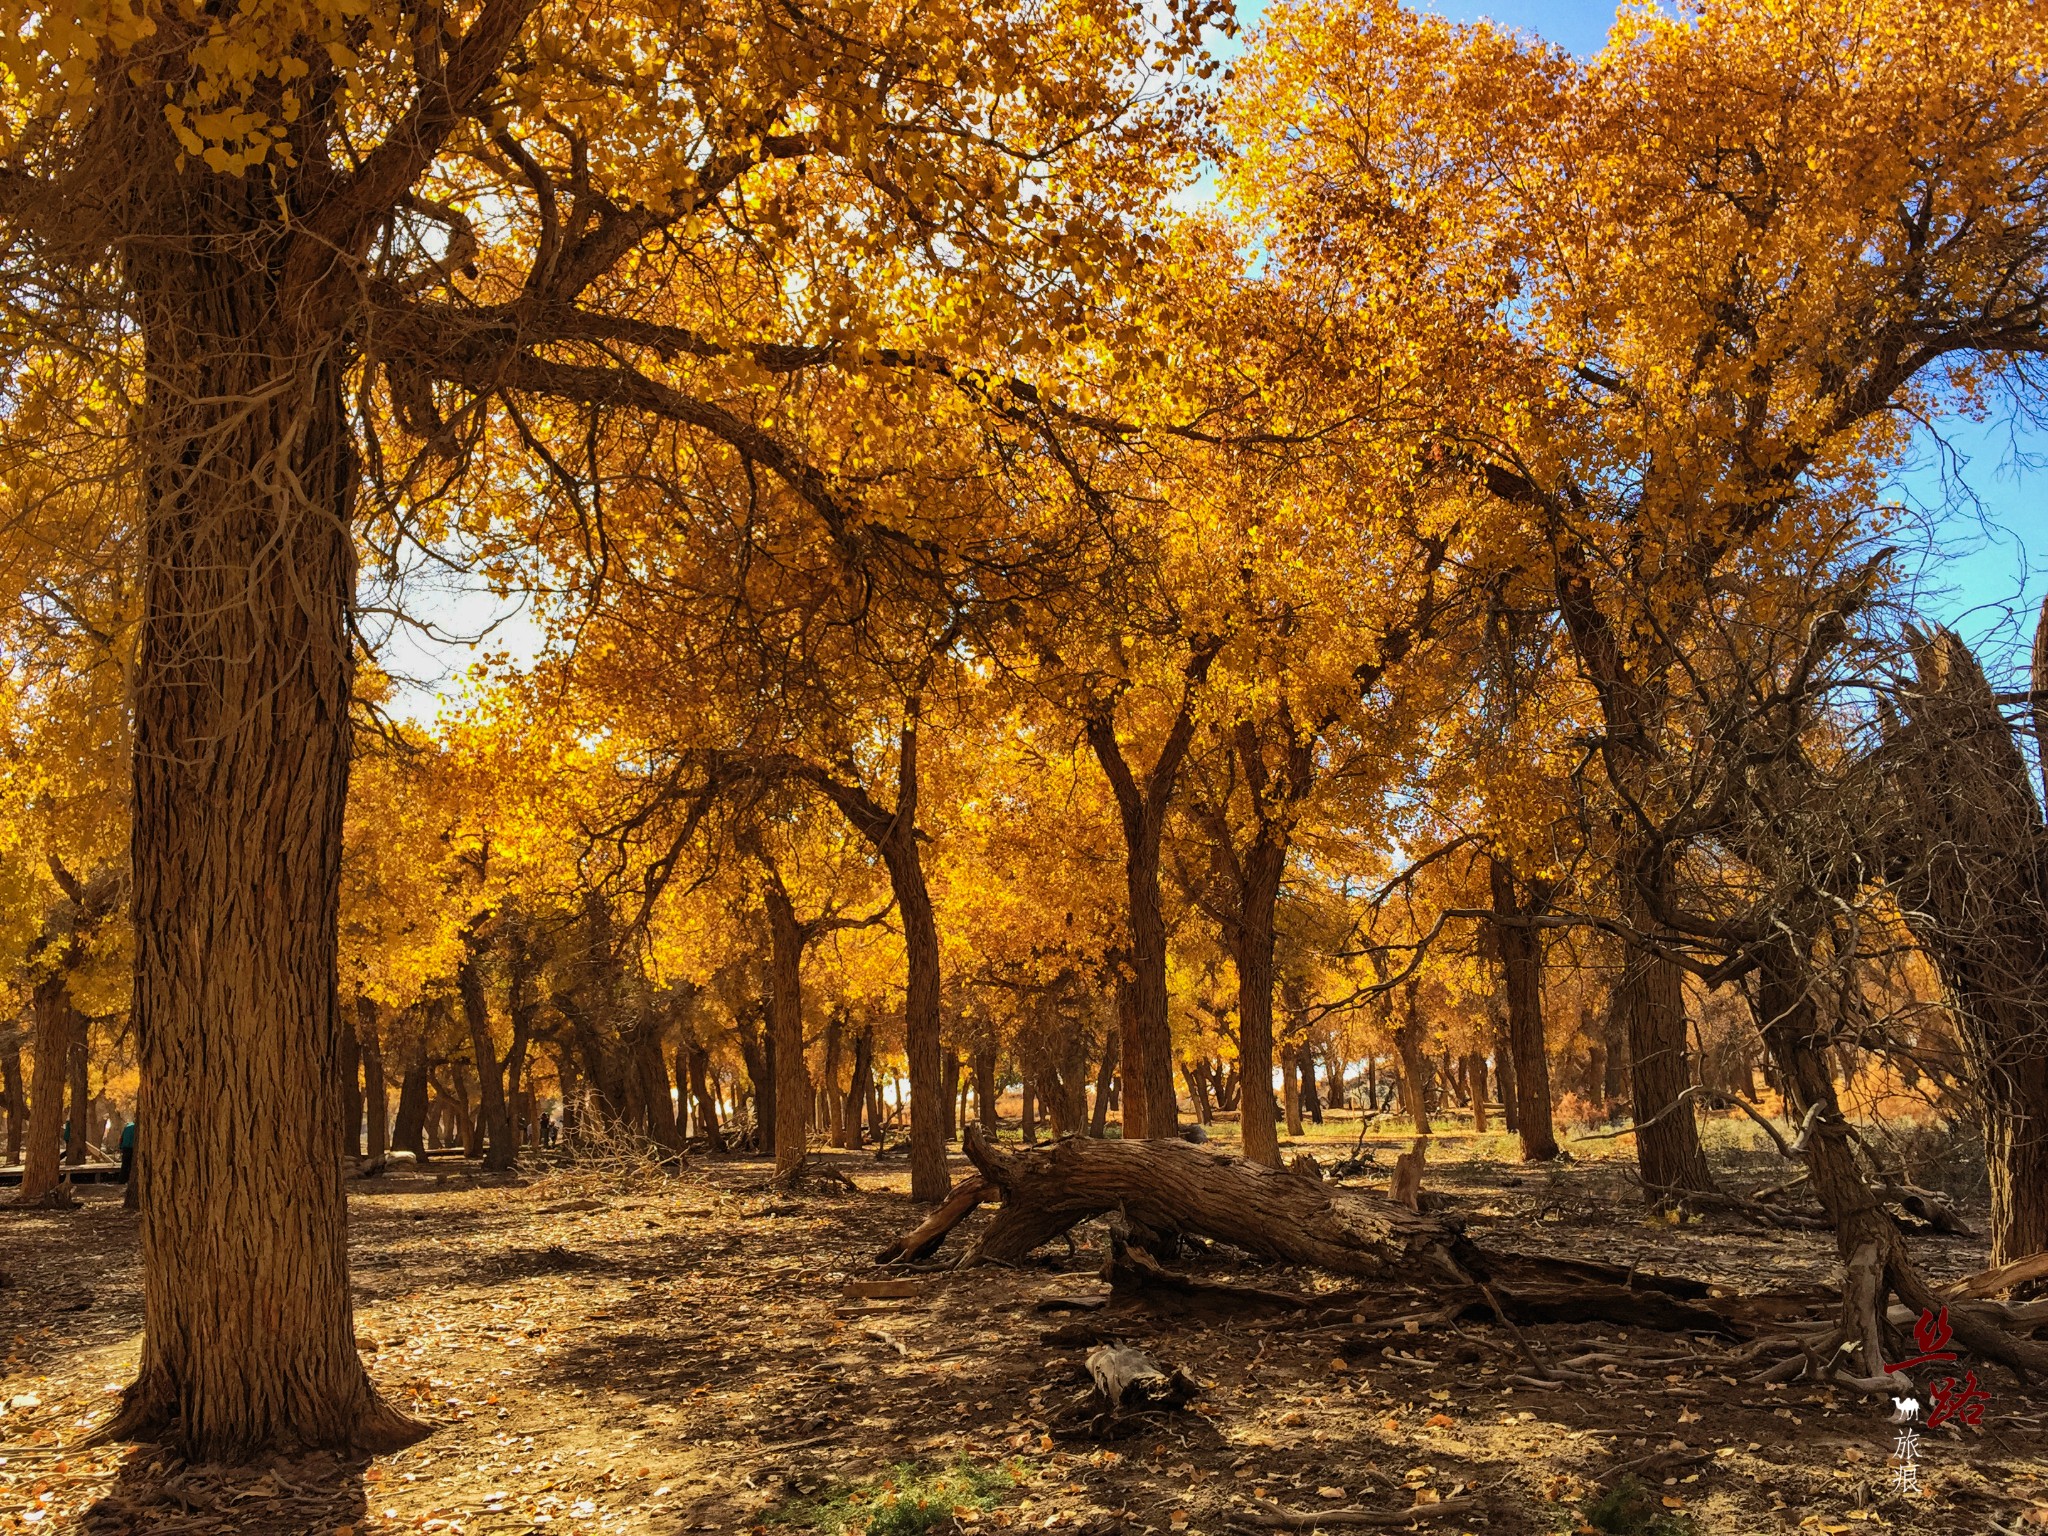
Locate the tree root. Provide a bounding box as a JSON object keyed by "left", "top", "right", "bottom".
{"left": 88, "top": 1364, "right": 430, "bottom": 1459}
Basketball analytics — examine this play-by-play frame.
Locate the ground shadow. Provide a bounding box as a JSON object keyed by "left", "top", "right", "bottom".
{"left": 78, "top": 1445, "right": 369, "bottom": 1534}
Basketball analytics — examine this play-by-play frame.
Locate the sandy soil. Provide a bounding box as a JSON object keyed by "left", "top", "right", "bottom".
{"left": 3, "top": 1118, "right": 2044, "bottom": 1536}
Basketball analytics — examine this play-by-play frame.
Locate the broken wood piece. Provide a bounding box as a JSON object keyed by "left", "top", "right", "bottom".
{"left": 1874, "top": 1177, "right": 1975, "bottom": 1236}
{"left": 1389, "top": 1137, "right": 1427, "bottom": 1212}
{"left": 1941, "top": 1248, "right": 2048, "bottom": 1300}
{"left": 1238, "top": 1494, "right": 1479, "bottom": 1528}
{"left": 875, "top": 1173, "right": 990, "bottom": 1265}
{"left": 1084, "top": 1344, "right": 1199, "bottom": 1411}
{"left": 842, "top": 1279, "right": 923, "bottom": 1300}
{"left": 959, "top": 1126, "right": 1475, "bottom": 1280}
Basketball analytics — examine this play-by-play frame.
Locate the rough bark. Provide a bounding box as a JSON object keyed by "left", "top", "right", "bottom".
{"left": 1883, "top": 623, "right": 2048, "bottom": 1266}
{"left": 1614, "top": 839, "right": 1715, "bottom": 1194}
{"left": 105, "top": 254, "right": 420, "bottom": 1457}
{"left": 959, "top": 1126, "right": 1474, "bottom": 1281}
{"left": 391, "top": 1039, "right": 430, "bottom": 1162}
{"left": 1488, "top": 856, "right": 1558, "bottom": 1161}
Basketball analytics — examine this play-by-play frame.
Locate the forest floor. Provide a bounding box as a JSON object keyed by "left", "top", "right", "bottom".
{"left": 3, "top": 1115, "right": 2045, "bottom": 1536}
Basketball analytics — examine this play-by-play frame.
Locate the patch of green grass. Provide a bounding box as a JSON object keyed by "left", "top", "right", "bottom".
{"left": 1577, "top": 1476, "right": 1697, "bottom": 1536}
{"left": 766, "top": 1457, "right": 1022, "bottom": 1536}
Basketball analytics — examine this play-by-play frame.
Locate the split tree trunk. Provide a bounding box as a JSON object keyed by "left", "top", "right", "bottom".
{"left": 687, "top": 1043, "right": 723, "bottom": 1151}
{"left": 1753, "top": 936, "right": 2047, "bottom": 1382}
{"left": 1885, "top": 622, "right": 2048, "bottom": 1266}
{"left": 960, "top": 1126, "right": 1472, "bottom": 1280}
{"left": 1086, "top": 653, "right": 1223, "bottom": 1143}
{"left": 107, "top": 265, "right": 418, "bottom": 1455}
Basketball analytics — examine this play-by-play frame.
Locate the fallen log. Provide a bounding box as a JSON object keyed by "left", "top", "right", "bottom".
{"left": 960, "top": 1126, "right": 1475, "bottom": 1281}
{"left": 875, "top": 1173, "right": 989, "bottom": 1265}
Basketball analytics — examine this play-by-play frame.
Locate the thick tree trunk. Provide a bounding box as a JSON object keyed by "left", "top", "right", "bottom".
{"left": 1488, "top": 857, "right": 1559, "bottom": 1161}
{"left": 1087, "top": 685, "right": 1220, "bottom": 1144}
{"left": 18, "top": 977, "right": 81, "bottom": 1203}
{"left": 960, "top": 1126, "right": 1472, "bottom": 1280}
{"left": 107, "top": 283, "right": 418, "bottom": 1457}
{"left": 1615, "top": 838, "right": 1714, "bottom": 1194}
{"left": 633, "top": 1028, "right": 683, "bottom": 1154}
